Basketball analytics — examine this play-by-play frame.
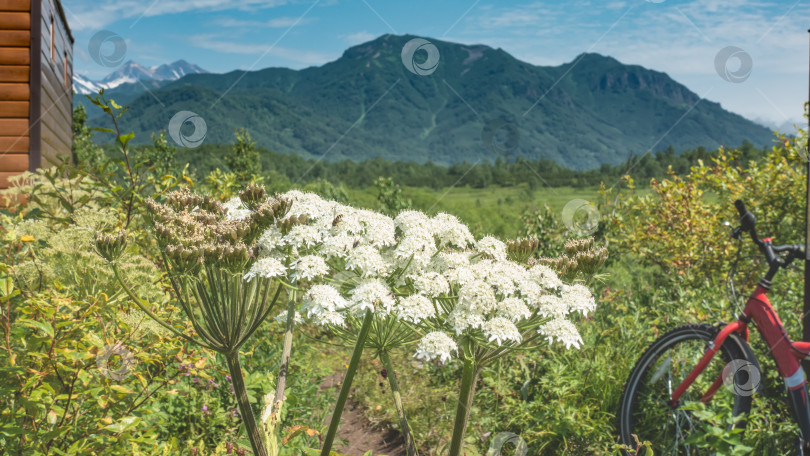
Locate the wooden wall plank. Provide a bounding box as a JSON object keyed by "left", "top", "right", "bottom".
{"left": 0, "top": 12, "right": 29, "bottom": 29}
{"left": 40, "top": 112, "right": 69, "bottom": 151}
{"left": 0, "top": 135, "right": 27, "bottom": 153}
{"left": 0, "top": 101, "right": 27, "bottom": 117}
{"left": 0, "top": 118, "right": 27, "bottom": 136}
{"left": 40, "top": 0, "right": 51, "bottom": 18}
{"left": 0, "top": 83, "right": 28, "bottom": 100}
{"left": 0, "top": 30, "right": 29, "bottom": 46}
{"left": 0, "top": 47, "right": 29, "bottom": 65}
{"left": 0, "top": 65, "right": 28, "bottom": 82}
{"left": 40, "top": 66, "right": 70, "bottom": 113}
{"left": 0, "top": 0, "right": 30, "bottom": 12}
{"left": 0, "top": 153, "right": 28, "bottom": 172}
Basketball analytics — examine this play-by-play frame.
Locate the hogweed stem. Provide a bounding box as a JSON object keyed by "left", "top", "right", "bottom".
{"left": 320, "top": 309, "right": 374, "bottom": 456}
{"left": 448, "top": 353, "right": 480, "bottom": 456}
{"left": 379, "top": 349, "right": 418, "bottom": 456}
{"left": 227, "top": 355, "right": 268, "bottom": 456}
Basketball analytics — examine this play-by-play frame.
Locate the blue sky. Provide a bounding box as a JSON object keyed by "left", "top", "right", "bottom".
{"left": 62, "top": 0, "right": 809, "bottom": 130}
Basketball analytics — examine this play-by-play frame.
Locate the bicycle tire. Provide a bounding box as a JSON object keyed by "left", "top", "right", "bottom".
{"left": 617, "top": 323, "right": 754, "bottom": 455}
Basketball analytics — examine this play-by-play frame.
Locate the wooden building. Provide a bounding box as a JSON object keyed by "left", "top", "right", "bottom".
{"left": 0, "top": 0, "right": 73, "bottom": 191}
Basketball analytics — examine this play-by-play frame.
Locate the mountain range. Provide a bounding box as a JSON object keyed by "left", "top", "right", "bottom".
{"left": 73, "top": 60, "right": 207, "bottom": 95}
{"left": 74, "top": 34, "right": 776, "bottom": 170}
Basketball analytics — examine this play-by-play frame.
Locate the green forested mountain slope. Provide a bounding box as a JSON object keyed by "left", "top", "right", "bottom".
{"left": 84, "top": 34, "right": 774, "bottom": 170}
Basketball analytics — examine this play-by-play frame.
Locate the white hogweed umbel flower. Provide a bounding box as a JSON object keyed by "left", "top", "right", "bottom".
{"left": 301, "top": 284, "right": 349, "bottom": 318}
{"left": 529, "top": 264, "right": 563, "bottom": 291}
{"left": 257, "top": 227, "right": 284, "bottom": 254}
{"left": 395, "top": 210, "right": 432, "bottom": 234}
{"left": 457, "top": 280, "right": 498, "bottom": 315}
{"left": 476, "top": 236, "right": 508, "bottom": 261}
{"left": 283, "top": 225, "right": 322, "bottom": 249}
{"left": 497, "top": 297, "right": 532, "bottom": 322}
{"left": 410, "top": 271, "right": 450, "bottom": 298}
{"left": 483, "top": 317, "right": 522, "bottom": 346}
{"left": 539, "top": 318, "right": 584, "bottom": 349}
{"left": 536, "top": 294, "right": 567, "bottom": 319}
{"left": 431, "top": 212, "right": 474, "bottom": 248}
{"left": 358, "top": 210, "right": 396, "bottom": 246}
{"left": 562, "top": 284, "right": 596, "bottom": 316}
{"left": 291, "top": 255, "right": 329, "bottom": 282}
{"left": 397, "top": 294, "right": 436, "bottom": 324}
{"left": 244, "top": 257, "right": 286, "bottom": 281}
{"left": 244, "top": 189, "right": 596, "bottom": 364}
{"left": 415, "top": 331, "right": 458, "bottom": 363}
{"left": 320, "top": 232, "right": 359, "bottom": 259}
{"left": 350, "top": 279, "right": 396, "bottom": 316}
{"left": 446, "top": 308, "right": 486, "bottom": 334}
{"left": 346, "top": 245, "right": 389, "bottom": 277}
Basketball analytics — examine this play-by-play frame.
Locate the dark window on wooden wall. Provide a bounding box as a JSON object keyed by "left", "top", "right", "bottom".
{"left": 50, "top": 13, "right": 55, "bottom": 62}
{"left": 64, "top": 51, "right": 69, "bottom": 89}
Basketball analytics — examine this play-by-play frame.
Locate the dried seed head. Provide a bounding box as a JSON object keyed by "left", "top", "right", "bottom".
{"left": 564, "top": 237, "right": 595, "bottom": 256}
{"left": 273, "top": 195, "right": 292, "bottom": 216}
{"left": 279, "top": 214, "right": 309, "bottom": 235}
{"left": 94, "top": 230, "right": 128, "bottom": 262}
{"left": 220, "top": 243, "right": 250, "bottom": 271}
{"left": 238, "top": 183, "right": 267, "bottom": 210}
{"left": 507, "top": 236, "right": 540, "bottom": 264}
{"left": 165, "top": 244, "right": 204, "bottom": 275}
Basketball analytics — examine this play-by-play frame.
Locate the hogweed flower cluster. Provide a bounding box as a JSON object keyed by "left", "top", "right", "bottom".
{"left": 271, "top": 194, "right": 595, "bottom": 358}
{"left": 105, "top": 186, "right": 298, "bottom": 456}
{"left": 250, "top": 192, "right": 598, "bottom": 456}
{"left": 105, "top": 185, "right": 598, "bottom": 456}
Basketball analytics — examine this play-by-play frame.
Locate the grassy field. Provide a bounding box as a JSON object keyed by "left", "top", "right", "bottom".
{"left": 346, "top": 183, "right": 608, "bottom": 238}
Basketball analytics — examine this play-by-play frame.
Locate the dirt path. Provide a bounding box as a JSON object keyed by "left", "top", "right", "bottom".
{"left": 321, "top": 373, "right": 407, "bottom": 456}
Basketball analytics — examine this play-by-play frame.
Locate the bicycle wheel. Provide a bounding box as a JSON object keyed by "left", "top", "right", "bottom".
{"left": 618, "top": 324, "right": 754, "bottom": 455}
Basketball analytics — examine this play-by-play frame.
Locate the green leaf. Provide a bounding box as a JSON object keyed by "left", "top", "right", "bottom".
{"left": 118, "top": 132, "right": 135, "bottom": 149}
{"left": 0, "top": 423, "right": 24, "bottom": 436}
{"left": 19, "top": 319, "right": 54, "bottom": 338}
{"left": 110, "top": 385, "right": 134, "bottom": 395}
{"left": 104, "top": 416, "right": 140, "bottom": 433}
{"left": 77, "top": 370, "right": 91, "bottom": 387}
{"left": 0, "top": 275, "right": 13, "bottom": 297}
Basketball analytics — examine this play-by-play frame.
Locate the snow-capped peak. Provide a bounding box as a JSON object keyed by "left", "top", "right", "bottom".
{"left": 73, "top": 60, "right": 207, "bottom": 95}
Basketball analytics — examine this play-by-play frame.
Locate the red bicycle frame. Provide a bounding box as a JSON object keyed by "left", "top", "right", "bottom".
{"left": 670, "top": 283, "right": 810, "bottom": 438}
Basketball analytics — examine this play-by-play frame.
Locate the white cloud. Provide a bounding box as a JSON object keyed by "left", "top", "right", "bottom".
{"left": 474, "top": 3, "right": 561, "bottom": 30}
{"left": 344, "top": 31, "right": 376, "bottom": 45}
{"left": 189, "top": 34, "right": 332, "bottom": 66}
{"left": 63, "top": 0, "right": 291, "bottom": 31}
{"left": 213, "top": 16, "right": 316, "bottom": 28}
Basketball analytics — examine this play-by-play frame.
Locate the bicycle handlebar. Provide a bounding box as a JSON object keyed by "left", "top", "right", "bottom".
{"left": 733, "top": 199, "right": 804, "bottom": 271}
{"left": 734, "top": 200, "right": 764, "bottom": 249}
